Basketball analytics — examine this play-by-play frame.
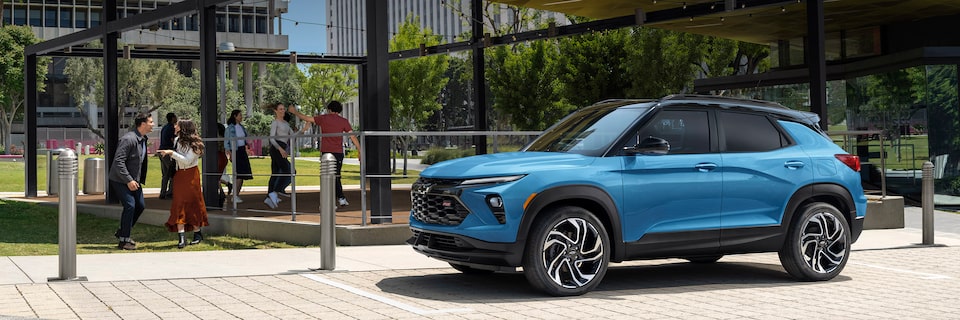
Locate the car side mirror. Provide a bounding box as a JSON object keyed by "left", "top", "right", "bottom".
{"left": 624, "top": 136, "right": 669, "bottom": 155}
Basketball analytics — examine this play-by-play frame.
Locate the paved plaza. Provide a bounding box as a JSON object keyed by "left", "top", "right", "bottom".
{"left": 2, "top": 207, "right": 960, "bottom": 319}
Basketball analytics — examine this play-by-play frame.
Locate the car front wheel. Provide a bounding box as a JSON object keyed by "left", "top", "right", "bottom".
{"left": 523, "top": 206, "right": 610, "bottom": 296}
{"left": 778, "top": 202, "right": 851, "bottom": 281}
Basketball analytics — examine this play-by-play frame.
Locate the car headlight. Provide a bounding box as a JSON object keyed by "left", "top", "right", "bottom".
{"left": 460, "top": 175, "right": 526, "bottom": 186}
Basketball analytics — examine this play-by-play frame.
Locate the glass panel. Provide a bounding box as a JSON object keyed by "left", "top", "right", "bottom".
{"left": 923, "top": 65, "right": 960, "bottom": 203}
{"left": 60, "top": 8, "right": 71, "bottom": 27}
{"left": 90, "top": 9, "right": 99, "bottom": 27}
{"left": 171, "top": 17, "right": 183, "bottom": 30}
{"left": 3, "top": 7, "right": 10, "bottom": 25}
{"left": 845, "top": 67, "right": 931, "bottom": 200}
{"left": 788, "top": 38, "right": 804, "bottom": 66}
{"left": 216, "top": 14, "right": 225, "bottom": 32}
{"left": 13, "top": 8, "right": 26, "bottom": 25}
{"left": 242, "top": 14, "right": 253, "bottom": 33}
{"left": 186, "top": 14, "right": 198, "bottom": 31}
{"left": 825, "top": 32, "right": 841, "bottom": 61}
{"left": 75, "top": 10, "right": 85, "bottom": 28}
{"left": 256, "top": 15, "right": 266, "bottom": 33}
{"left": 228, "top": 14, "right": 239, "bottom": 32}
{"left": 44, "top": 7, "right": 56, "bottom": 27}
{"left": 846, "top": 27, "right": 881, "bottom": 59}
{"left": 29, "top": 8, "right": 41, "bottom": 26}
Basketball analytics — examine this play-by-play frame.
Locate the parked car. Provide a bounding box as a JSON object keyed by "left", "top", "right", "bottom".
{"left": 408, "top": 95, "right": 867, "bottom": 296}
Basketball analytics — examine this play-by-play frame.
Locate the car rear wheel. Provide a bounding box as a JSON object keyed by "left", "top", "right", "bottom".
{"left": 449, "top": 263, "right": 495, "bottom": 275}
{"left": 778, "top": 202, "right": 850, "bottom": 281}
{"left": 523, "top": 206, "right": 610, "bottom": 296}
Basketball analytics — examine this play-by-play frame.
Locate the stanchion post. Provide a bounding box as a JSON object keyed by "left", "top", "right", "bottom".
{"left": 49, "top": 149, "right": 86, "bottom": 282}
{"left": 320, "top": 153, "right": 337, "bottom": 270}
{"left": 922, "top": 161, "right": 934, "bottom": 245}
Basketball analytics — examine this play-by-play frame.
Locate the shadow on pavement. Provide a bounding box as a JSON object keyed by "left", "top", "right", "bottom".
{"left": 375, "top": 260, "right": 852, "bottom": 300}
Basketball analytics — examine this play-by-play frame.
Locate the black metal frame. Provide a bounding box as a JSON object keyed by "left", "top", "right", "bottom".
{"left": 23, "top": 0, "right": 833, "bottom": 220}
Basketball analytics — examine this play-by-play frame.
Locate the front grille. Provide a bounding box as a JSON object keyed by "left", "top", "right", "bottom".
{"left": 411, "top": 178, "right": 472, "bottom": 226}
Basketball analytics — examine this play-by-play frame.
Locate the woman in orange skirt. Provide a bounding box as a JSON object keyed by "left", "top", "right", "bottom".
{"left": 156, "top": 119, "right": 209, "bottom": 249}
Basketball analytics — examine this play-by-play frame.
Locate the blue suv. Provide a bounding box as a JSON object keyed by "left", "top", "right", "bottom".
{"left": 408, "top": 95, "right": 867, "bottom": 296}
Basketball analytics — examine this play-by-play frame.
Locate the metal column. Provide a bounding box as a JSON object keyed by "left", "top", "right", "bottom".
{"left": 200, "top": 1, "right": 221, "bottom": 207}
{"left": 806, "top": 0, "right": 828, "bottom": 128}
{"left": 363, "top": 0, "right": 392, "bottom": 223}
{"left": 104, "top": 0, "right": 119, "bottom": 204}
{"left": 25, "top": 54, "right": 38, "bottom": 198}
{"left": 472, "top": 0, "right": 488, "bottom": 155}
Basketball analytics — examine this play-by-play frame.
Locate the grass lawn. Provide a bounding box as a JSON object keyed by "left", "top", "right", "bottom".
{"left": 0, "top": 199, "right": 304, "bottom": 256}
{"left": 0, "top": 154, "right": 419, "bottom": 193}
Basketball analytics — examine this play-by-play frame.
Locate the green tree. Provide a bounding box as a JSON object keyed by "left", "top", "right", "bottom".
{"left": 64, "top": 41, "right": 182, "bottom": 139}
{"left": 556, "top": 29, "right": 633, "bottom": 108}
{"left": 389, "top": 15, "right": 450, "bottom": 173}
{"left": 160, "top": 69, "right": 201, "bottom": 125}
{"left": 487, "top": 40, "right": 572, "bottom": 131}
{"left": 0, "top": 25, "right": 48, "bottom": 153}
{"left": 260, "top": 63, "right": 304, "bottom": 107}
{"left": 623, "top": 27, "right": 704, "bottom": 97}
{"left": 301, "top": 64, "right": 358, "bottom": 115}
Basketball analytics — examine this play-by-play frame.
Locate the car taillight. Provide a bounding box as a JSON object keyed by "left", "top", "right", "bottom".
{"left": 835, "top": 154, "right": 860, "bottom": 172}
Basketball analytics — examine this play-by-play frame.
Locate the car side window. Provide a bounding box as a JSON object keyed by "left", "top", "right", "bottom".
{"left": 720, "top": 111, "right": 785, "bottom": 152}
{"left": 634, "top": 110, "right": 710, "bottom": 154}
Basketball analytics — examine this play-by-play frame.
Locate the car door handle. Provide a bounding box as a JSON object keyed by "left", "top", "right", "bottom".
{"left": 695, "top": 163, "right": 718, "bottom": 172}
{"left": 784, "top": 161, "right": 805, "bottom": 169}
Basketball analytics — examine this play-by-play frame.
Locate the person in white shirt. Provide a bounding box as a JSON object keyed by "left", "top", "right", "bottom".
{"left": 156, "top": 119, "right": 209, "bottom": 249}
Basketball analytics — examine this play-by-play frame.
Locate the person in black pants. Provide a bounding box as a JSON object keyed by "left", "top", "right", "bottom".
{"left": 108, "top": 113, "right": 154, "bottom": 250}
{"left": 158, "top": 112, "right": 177, "bottom": 199}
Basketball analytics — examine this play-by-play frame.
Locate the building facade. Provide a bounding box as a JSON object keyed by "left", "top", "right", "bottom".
{"left": 4, "top": 0, "right": 289, "bottom": 131}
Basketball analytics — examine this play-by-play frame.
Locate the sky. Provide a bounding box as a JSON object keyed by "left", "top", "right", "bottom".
{"left": 279, "top": 0, "right": 328, "bottom": 55}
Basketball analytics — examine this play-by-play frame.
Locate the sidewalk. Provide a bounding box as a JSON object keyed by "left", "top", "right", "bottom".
{"left": 3, "top": 206, "right": 960, "bottom": 319}
{"left": 1, "top": 206, "right": 958, "bottom": 286}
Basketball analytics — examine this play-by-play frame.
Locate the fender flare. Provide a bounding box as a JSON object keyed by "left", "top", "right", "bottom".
{"left": 782, "top": 183, "right": 857, "bottom": 232}
{"left": 519, "top": 185, "right": 625, "bottom": 262}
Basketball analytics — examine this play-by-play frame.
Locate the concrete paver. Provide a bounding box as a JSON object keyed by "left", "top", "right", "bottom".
{"left": 2, "top": 206, "right": 960, "bottom": 319}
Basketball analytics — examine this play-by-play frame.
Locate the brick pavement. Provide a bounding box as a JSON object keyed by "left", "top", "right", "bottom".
{"left": 3, "top": 241, "right": 960, "bottom": 319}
{"left": 3, "top": 207, "right": 960, "bottom": 319}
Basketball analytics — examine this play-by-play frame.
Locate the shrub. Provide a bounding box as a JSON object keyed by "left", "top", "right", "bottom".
{"left": 421, "top": 147, "right": 475, "bottom": 165}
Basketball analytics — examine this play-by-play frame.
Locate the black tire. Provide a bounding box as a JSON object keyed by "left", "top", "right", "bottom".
{"left": 522, "top": 206, "right": 610, "bottom": 296}
{"left": 684, "top": 255, "right": 723, "bottom": 264}
{"left": 778, "top": 202, "right": 851, "bottom": 281}
{"left": 449, "top": 263, "right": 495, "bottom": 275}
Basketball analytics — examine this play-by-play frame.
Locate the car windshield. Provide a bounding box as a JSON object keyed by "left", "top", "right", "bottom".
{"left": 524, "top": 102, "right": 652, "bottom": 156}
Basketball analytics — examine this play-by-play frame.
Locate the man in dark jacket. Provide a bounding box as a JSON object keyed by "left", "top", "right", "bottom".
{"left": 109, "top": 113, "right": 154, "bottom": 250}
{"left": 158, "top": 112, "right": 177, "bottom": 199}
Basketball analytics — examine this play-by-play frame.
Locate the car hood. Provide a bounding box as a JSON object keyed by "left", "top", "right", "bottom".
{"left": 422, "top": 152, "right": 595, "bottom": 178}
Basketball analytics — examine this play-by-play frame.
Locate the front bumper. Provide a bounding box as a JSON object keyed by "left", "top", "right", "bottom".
{"left": 408, "top": 228, "right": 525, "bottom": 267}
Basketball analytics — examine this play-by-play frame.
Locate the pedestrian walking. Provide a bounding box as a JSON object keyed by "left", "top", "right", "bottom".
{"left": 225, "top": 110, "right": 253, "bottom": 203}
{"left": 108, "top": 113, "right": 154, "bottom": 250}
{"left": 264, "top": 103, "right": 310, "bottom": 209}
{"left": 288, "top": 100, "right": 360, "bottom": 207}
{"left": 156, "top": 119, "right": 209, "bottom": 248}
{"left": 158, "top": 112, "right": 177, "bottom": 199}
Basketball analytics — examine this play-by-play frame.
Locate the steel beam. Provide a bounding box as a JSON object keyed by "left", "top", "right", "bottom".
{"left": 200, "top": 1, "right": 220, "bottom": 208}
{"left": 104, "top": 0, "right": 120, "bottom": 203}
{"left": 25, "top": 54, "right": 38, "bottom": 198}
{"left": 363, "top": 0, "right": 392, "bottom": 223}
{"left": 472, "top": 0, "right": 487, "bottom": 155}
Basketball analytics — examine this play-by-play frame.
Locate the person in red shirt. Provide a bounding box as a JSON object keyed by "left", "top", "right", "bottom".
{"left": 288, "top": 101, "right": 361, "bottom": 206}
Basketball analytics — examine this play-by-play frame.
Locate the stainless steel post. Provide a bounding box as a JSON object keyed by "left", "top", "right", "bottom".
{"left": 922, "top": 161, "right": 934, "bottom": 245}
{"left": 320, "top": 153, "right": 337, "bottom": 270}
{"left": 49, "top": 149, "right": 85, "bottom": 281}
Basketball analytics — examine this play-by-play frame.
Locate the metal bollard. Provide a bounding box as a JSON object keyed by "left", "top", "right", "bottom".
{"left": 48, "top": 149, "right": 86, "bottom": 282}
{"left": 922, "top": 161, "right": 934, "bottom": 245}
{"left": 320, "top": 153, "right": 337, "bottom": 270}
